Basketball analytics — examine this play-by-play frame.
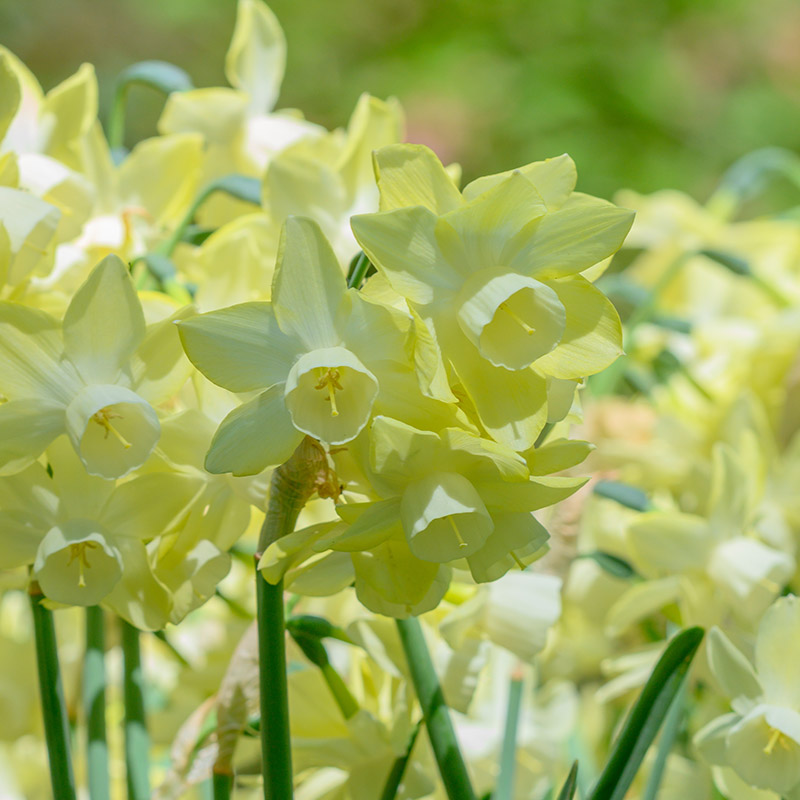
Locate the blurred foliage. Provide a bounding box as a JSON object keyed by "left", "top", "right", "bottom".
{"left": 3, "top": 0, "right": 800, "bottom": 200}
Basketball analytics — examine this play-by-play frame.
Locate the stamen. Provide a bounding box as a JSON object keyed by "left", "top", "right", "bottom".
{"left": 511, "top": 551, "right": 526, "bottom": 570}
{"left": 91, "top": 408, "right": 132, "bottom": 449}
{"left": 764, "top": 728, "right": 783, "bottom": 755}
{"left": 499, "top": 302, "right": 535, "bottom": 335}
{"left": 314, "top": 368, "right": 343, "bottom": 418}
{"left": 67, "top": 541, "right": 99, "bottom": 588}
{"left": 448, "top": 515, "right": 468, "bottom": 548}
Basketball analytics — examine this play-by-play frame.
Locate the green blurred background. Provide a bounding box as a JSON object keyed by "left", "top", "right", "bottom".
{"left": 3, "top": 0, "right": 800, "bottom": 201}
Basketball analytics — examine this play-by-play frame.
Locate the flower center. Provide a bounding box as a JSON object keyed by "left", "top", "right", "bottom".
{"left": 67, "top": 541, "right": 100, "bottom": 588}
{"left": 498, "top": 302, "right": 536, "bottom": 336}
{"left": 91, "top": 406, "right": 132, "bottom": 449}
{"left": 314, "top": 368, "right": 344, "bottom": 418}
{"left": 764, "top": 727, "right": 791, "bottom": 755}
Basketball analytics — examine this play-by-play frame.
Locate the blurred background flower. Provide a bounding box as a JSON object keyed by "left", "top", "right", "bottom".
{"left": 5, "top": 0, "right": 800, "bottom": 206}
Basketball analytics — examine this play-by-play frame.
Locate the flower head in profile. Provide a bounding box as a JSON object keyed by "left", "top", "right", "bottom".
{"left": 0, "top": 254, "right": 191, "bottom": 478}
{"left": 352, "top": 144, "right": 633, "bottom": 450}
{"left": 695, "top": 595, "right": 800, "bottom": 797}
{"left": 178, "top": 216, "right": 456, "bottom": 476}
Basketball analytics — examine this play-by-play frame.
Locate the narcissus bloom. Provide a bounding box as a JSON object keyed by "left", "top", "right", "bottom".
{"left": 695, "top": 596, "right": 800, "bottom": 796}
{"left": 179, "top": 216, "right": 456, "bottom": 475}
{"left": 0, "top": 254, "right": 191, "bottom": 478}
{"left": 352, "top": 144, "right": 633, "bottom": 450}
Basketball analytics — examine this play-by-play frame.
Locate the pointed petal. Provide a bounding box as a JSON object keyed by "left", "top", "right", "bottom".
{"left": 467, "top": 511, "right": 549, "bottom": 583}
{"left": 130, "top": 305, "right": 194, "bottom": 405}
{"left": 63, "top": 255, "right": 146, "bottom": 384}
{"left": 480, "top": 475, "right": 587, "bottom": 513}
{"left": 532, "top": 276, "right": 623, "bottom": 379}
{"left": 706, "top": 626, "right": 762, "bottom": 702}
{"left": 351, "top": 206, "right": 462, "bottom": 304}
{"left": 0, "top": 510, "right": 46, "bottom": 569}
{"left": 463, "top": 153, "right": 577, "bottom": 210}
{"left": 117, "top": 133, "right": 204, "bottom": 228}
{"left": 103, "top": 538, "right": 172, "bottom": 631}
{"left": 178, "top": 302, "right": 298, "bottom": 392}
{"left": 448, "top": 340, "right": 548, "bottom": 451}
{"left": 225, "top": 0, "right": 286, "bottom": 113}
{"left": 626, "top": 512, "right": 712, "bottom": 579}
{"left": 373, "top": 143, "right": 462, "bottom": 213}
{"left": 756, "top": 595, "right": 800, "bottom": 709}
{"left": 0, "top": 51, "right": 21, "bottom": 142}
{"left": 0, "top": 398, "right": 64, "bottom": 475}
{"left": 40, "top": 62, "right": 97, "bottom": 168}
{"left": 436, "top": 172, "right": 546, "bottom": 272}
{"left": 508, "top": 198, "right": 634, "bottom": 279}
{"left": 605, "top": 576, "right": 682, "bottom": 635}
{"left": 326, "top": 498, "right": 403, "bottom": 551}
{"left": 205, "top": 386, "right": 302, "bottom": 476}
{"left": 272, "top": 216, "right": 348, "bottom": 349}
{"left": 0, "top": 301, "right": 77, "bottom": 402}
{"left": 101, "top": 473, "right": 201, "bottom": 539}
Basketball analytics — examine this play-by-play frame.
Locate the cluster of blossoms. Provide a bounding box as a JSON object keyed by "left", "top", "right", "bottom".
{"left": 5, "top": 2, "right": 800, "bottom": 800}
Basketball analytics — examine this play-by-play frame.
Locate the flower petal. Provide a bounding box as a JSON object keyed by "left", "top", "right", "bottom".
{"left": 272, "top": 216, "right": 348, "bottom": 349}
{"left": 507, "top": 198, "right": 634, "bottom": 279}
{"left": 224, "top": 0, "right": 286, "bottom": 114}
{"left": 532, "top": 276, "right": 623, "bottom": 379}
{"left": 205, "top": 385, "right": 302, "bottom": 476}
{"left": 0, "top": 398, "right": 64, "bottom": 476}
{"left": 63, "top": 255, "right": 146, "bottom": 384}
{"left": 178, "top": 302, "right": 298, "bottom": 392}
{"left": 706, "top": 626, "right": 763, "bottom": 703}
{"left": 755, "top": 595, "right": 800, "bottom": 709}
{"left": 351, "top": 206, "right": 462, "bottom": 304}
{"left": 373, "top": 143, "right": 462, "bottom": 214}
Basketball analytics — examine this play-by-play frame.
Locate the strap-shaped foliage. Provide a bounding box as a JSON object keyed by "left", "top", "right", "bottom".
{"left": 587, "top": 627, "right": 703, "bottom": 800}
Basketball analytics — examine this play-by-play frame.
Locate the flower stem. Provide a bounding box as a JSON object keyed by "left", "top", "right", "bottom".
{"left": 395, "top": 617, "right": 476, "bottom": 800}
{"left": 120, "top": 619, "right": 150, "bottom": 800}
{"left": 213, "top": 769, "right": 234, "bottom": 800}
{"left": 379, "top": 720, "right": 422, "bottom": 800}
{"left": 494, "top": 672, "right": 524, "bottom": 800}
{"left": 84, "top": 606, "right": 110, "bottom": 800}
{"left": 29, "top": 583, "right": 77, "bottom": 800}
{"left": 255, "top": 437, "right": 331, "bottom": 799}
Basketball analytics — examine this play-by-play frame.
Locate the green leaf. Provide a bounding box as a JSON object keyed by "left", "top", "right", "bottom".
{"left": 138, "top": 253, "right": 176, "bottom": 284}
{"left": 698, "top": 249, "right": 751, "bottom": 277}
{"left": 208, "top": 174, "right": 261, "bottom": 206}
{"left": 556, "top": 761, "right": 579, "bottom": 800}
{"left": 181, "top": 225, "right": 215, "bottom": 246}
{"left": 593, "top": 480, "right": 651, "bottom": 512}
{"left": 116, "top": 61, "right": 194, "bottom": 96}
{"left": 579, "top": 551, "right": 638, "bottom": 580}
{"left": 587, "top": 627, "right": 704, "bottom": 800}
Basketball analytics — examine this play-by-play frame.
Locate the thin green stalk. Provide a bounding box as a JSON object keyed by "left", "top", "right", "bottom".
{"left": 120, "top": 619, "right": 150, "bottom": 800}
{"left": 213, "top": 769, "right": 234, "bottom": 800}
{"left": 494, "top": 674, "right": 524, "bottom": 800}
{"left": 29, "top": 583, "right": 77, "bottom": 800}
{"left": 255, "top": 437, "right": 329, "bottom": 799}
{"left": 106, "top": 85, "right": 128, "bottom": 152}
{"left": 158, "top": 184, "right": 216, "bottom": 257}
{"left": 379, "top": 720, "right": 422, "bottom": 800}
{"left": 396, "top": 617, "right": 476, "bottom": 800}
{"left": 320, "top": 662, "right": 360, "bottom": 719}
{"left": 84, "top": 606, "right": 110, "bottom": 800}
{"left": 347, "top": 251, "right": 371, "bottom": 289}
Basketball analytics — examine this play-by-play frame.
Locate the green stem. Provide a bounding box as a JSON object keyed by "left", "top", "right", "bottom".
{"left": 213, "top": 769, "right": 233, "bottom": 800}
{"left": 120, "top": 619, "right": 150, "bottom": 800}
{"left": 107, "top": 85, "right": 128, "bottom": 151}
{"left": 347, "top": 251, "right": 371, "bottom": 289}
{"left": 158, "top": 184, "right": 216, "bottom": 257}
{"left": 320, "top": 662, "right": 360, "bottom": 720}
{"left": 379, "top": 720, "right": 422, "bottom": 800}
{"left": 29, "top": 584, "right": 77, "bottom": 800}
{"left": 395, "top": 617, "right": 476, "bottom": 800}
{"left": 255, "top": 438, "right": 328, "bottom": 799}
{"left": 494, "top": 674, "right": 524, "bottom": 800}
{"left": 256, "top": 573, "right": 293, "bottom": 799}
{"left": 84, "top": 606, "right": 110, "bottom": 800}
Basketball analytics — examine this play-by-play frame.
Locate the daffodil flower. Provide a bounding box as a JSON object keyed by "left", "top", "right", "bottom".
{"left": 158, "top": 0, "right": 322, "bottom": 225}
{"left": 179, "top": 216, "right": 457, "bottom": 475}
{"left": 0, "top": 254, "right": 192, "bottom": 478}
{"left": 352, "top": 144, "right": 633, "bottom": 450}
{"left": 325, "top": 416, "right": 584, "bottom": 587}
{"left": 0, "top": 437, "right": 200, "bottom": 613}
{"left": 695, "top": 595, "right": 800, "bottom": 796}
